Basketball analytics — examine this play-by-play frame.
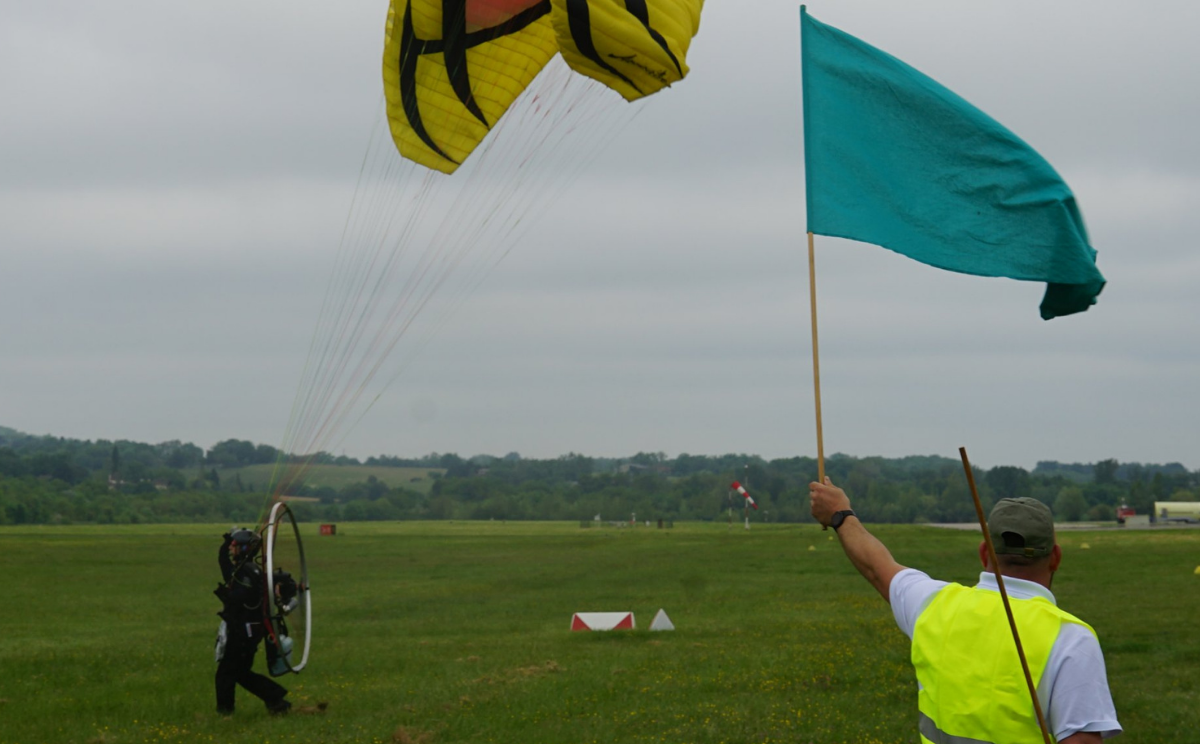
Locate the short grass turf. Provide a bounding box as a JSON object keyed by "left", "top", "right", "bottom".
{"left": 0, "top": 521, "right": 1196, "bottom": 743}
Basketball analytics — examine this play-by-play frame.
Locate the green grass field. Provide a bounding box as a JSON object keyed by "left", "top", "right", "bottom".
{"left": 1, "top": 521, "right": 1196, "bottom": 744}
{"left": 225, "top": 464, "right": 443, "bottom": 494}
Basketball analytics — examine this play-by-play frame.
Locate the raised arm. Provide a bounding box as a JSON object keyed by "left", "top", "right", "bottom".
{"left": 218, "top": 532, "right": 234, "bottom": 583}
{"left": 809, "top": 477, "right": 906, "bottom": 602}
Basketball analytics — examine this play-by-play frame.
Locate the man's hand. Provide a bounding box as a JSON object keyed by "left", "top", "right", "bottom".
{"left": 809, "top": 476, "right": 852, "bottom": 528}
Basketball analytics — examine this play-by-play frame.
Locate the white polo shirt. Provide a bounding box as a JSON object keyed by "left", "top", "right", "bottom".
{"left": 890, "top": 569, "right": 1122, "bottom": 741}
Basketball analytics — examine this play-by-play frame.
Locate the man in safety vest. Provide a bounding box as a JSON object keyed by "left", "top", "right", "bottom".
{"left": 809, "top": 477, "right": 1121, "bottom": 743}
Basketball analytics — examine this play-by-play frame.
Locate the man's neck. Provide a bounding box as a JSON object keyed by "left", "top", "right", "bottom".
{"left": 978, "top": 571, "right": 1057, "bottom": 603}
{"left": 1001, "top": 569, "right": 1051, "bottom": 590}
{"left": 985, "top": 563, "right": 1052, "bottom": 590}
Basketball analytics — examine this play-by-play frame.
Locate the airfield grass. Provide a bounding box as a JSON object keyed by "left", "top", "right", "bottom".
{"left": 0, "top": 522, "right": 1196, "bottom": 744}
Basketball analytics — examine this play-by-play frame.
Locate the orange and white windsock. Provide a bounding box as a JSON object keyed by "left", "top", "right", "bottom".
{"left": 730, "top": 481, "right": 757, "bottom": 509}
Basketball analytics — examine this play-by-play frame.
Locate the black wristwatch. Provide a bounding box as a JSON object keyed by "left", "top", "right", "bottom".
{"left": 829, "top": 509, "right": 856, "bottom": 531}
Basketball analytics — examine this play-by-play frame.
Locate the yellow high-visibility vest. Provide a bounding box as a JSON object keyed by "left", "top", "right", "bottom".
{"left": 911, "top": 583, "right": 1094, "bottom": 744}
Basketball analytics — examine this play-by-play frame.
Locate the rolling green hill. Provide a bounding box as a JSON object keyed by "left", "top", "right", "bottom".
{"left": 224, "top": 464, "right": 444, "bottom": 494}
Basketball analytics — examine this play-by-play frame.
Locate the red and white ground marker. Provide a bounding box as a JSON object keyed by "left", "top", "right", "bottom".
{"left": 649, "top": 609, "right": 675, "bottom": 631}
{"left": 570, "top": 612, "right": 635, "bottom": 631}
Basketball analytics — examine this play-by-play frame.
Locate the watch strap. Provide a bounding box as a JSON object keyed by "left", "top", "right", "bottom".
{"left": 830, "top": 509, "right": 856, "bottom": 531}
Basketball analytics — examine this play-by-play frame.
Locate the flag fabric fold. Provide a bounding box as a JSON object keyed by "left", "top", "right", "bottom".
{"left": 800, "top": 7, "right": 1105, "bottom": 319}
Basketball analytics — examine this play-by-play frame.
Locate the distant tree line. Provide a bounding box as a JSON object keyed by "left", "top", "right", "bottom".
{"left": 0, "top": 426, "right": 1196, "bottom": 526}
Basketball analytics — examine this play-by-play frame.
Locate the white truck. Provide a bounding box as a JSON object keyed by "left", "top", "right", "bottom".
{"left": 1155, "top": 501, "right": 1200, "bottom": 524}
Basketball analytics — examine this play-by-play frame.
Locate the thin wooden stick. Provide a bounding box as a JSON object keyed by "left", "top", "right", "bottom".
{"left": 807, "top": 232, "right": 825, "bottom": 484}
{"left": 959, "top": 446, "right": 1053, "bottom": 744}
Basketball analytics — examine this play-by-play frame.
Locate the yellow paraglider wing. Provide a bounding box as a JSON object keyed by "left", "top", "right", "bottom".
{"left": 551, "top": 0, "right": 703, "bottom": 102}
{"left": 383, "top": 0, "right": 559, "bottom": 174}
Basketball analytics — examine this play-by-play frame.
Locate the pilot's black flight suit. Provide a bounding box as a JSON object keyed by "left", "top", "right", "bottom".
{"left": 215, "top": 534, "right": 289, "bottom": 715}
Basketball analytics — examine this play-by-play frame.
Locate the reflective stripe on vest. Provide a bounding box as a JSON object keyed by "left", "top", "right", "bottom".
{"left": 919, "top": 712, "right": 995, "bottom": 744}
{"left": 912, "top": 583, "right": 1094, "bottom": 744}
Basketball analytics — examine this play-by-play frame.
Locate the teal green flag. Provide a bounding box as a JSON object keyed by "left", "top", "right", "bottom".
{"left": 800, "top": 7, "right": 1105, "bottom": 319}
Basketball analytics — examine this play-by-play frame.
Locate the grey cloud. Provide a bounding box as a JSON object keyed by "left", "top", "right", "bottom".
{"left": 2, "top": 1, "right": 1197, "bottom": 469}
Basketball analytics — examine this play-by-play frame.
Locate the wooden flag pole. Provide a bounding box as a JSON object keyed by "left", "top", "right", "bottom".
{"left": 958, "top": 446, "right": 1054, "bottom": 744}
{"left": 807, "top": 232, "right": 826, "bottom": 484}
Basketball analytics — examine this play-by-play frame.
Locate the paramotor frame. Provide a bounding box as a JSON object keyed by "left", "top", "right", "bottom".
{"left": 263, "top": 502, "right": 312, "bottom": 675}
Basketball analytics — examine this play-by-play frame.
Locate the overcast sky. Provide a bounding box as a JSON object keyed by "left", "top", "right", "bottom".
{"left": 2, "top": 1, "right": 1197, "bottom": 470}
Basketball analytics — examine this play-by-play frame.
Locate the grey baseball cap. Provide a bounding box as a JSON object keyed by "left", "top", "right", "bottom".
{"left": 989, "top": 497, "right": 1056, "bottom": 557}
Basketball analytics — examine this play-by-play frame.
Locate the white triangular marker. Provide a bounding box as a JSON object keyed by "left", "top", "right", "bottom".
{"left": 650, "top": 608, "right": 675, "bottom": 631}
